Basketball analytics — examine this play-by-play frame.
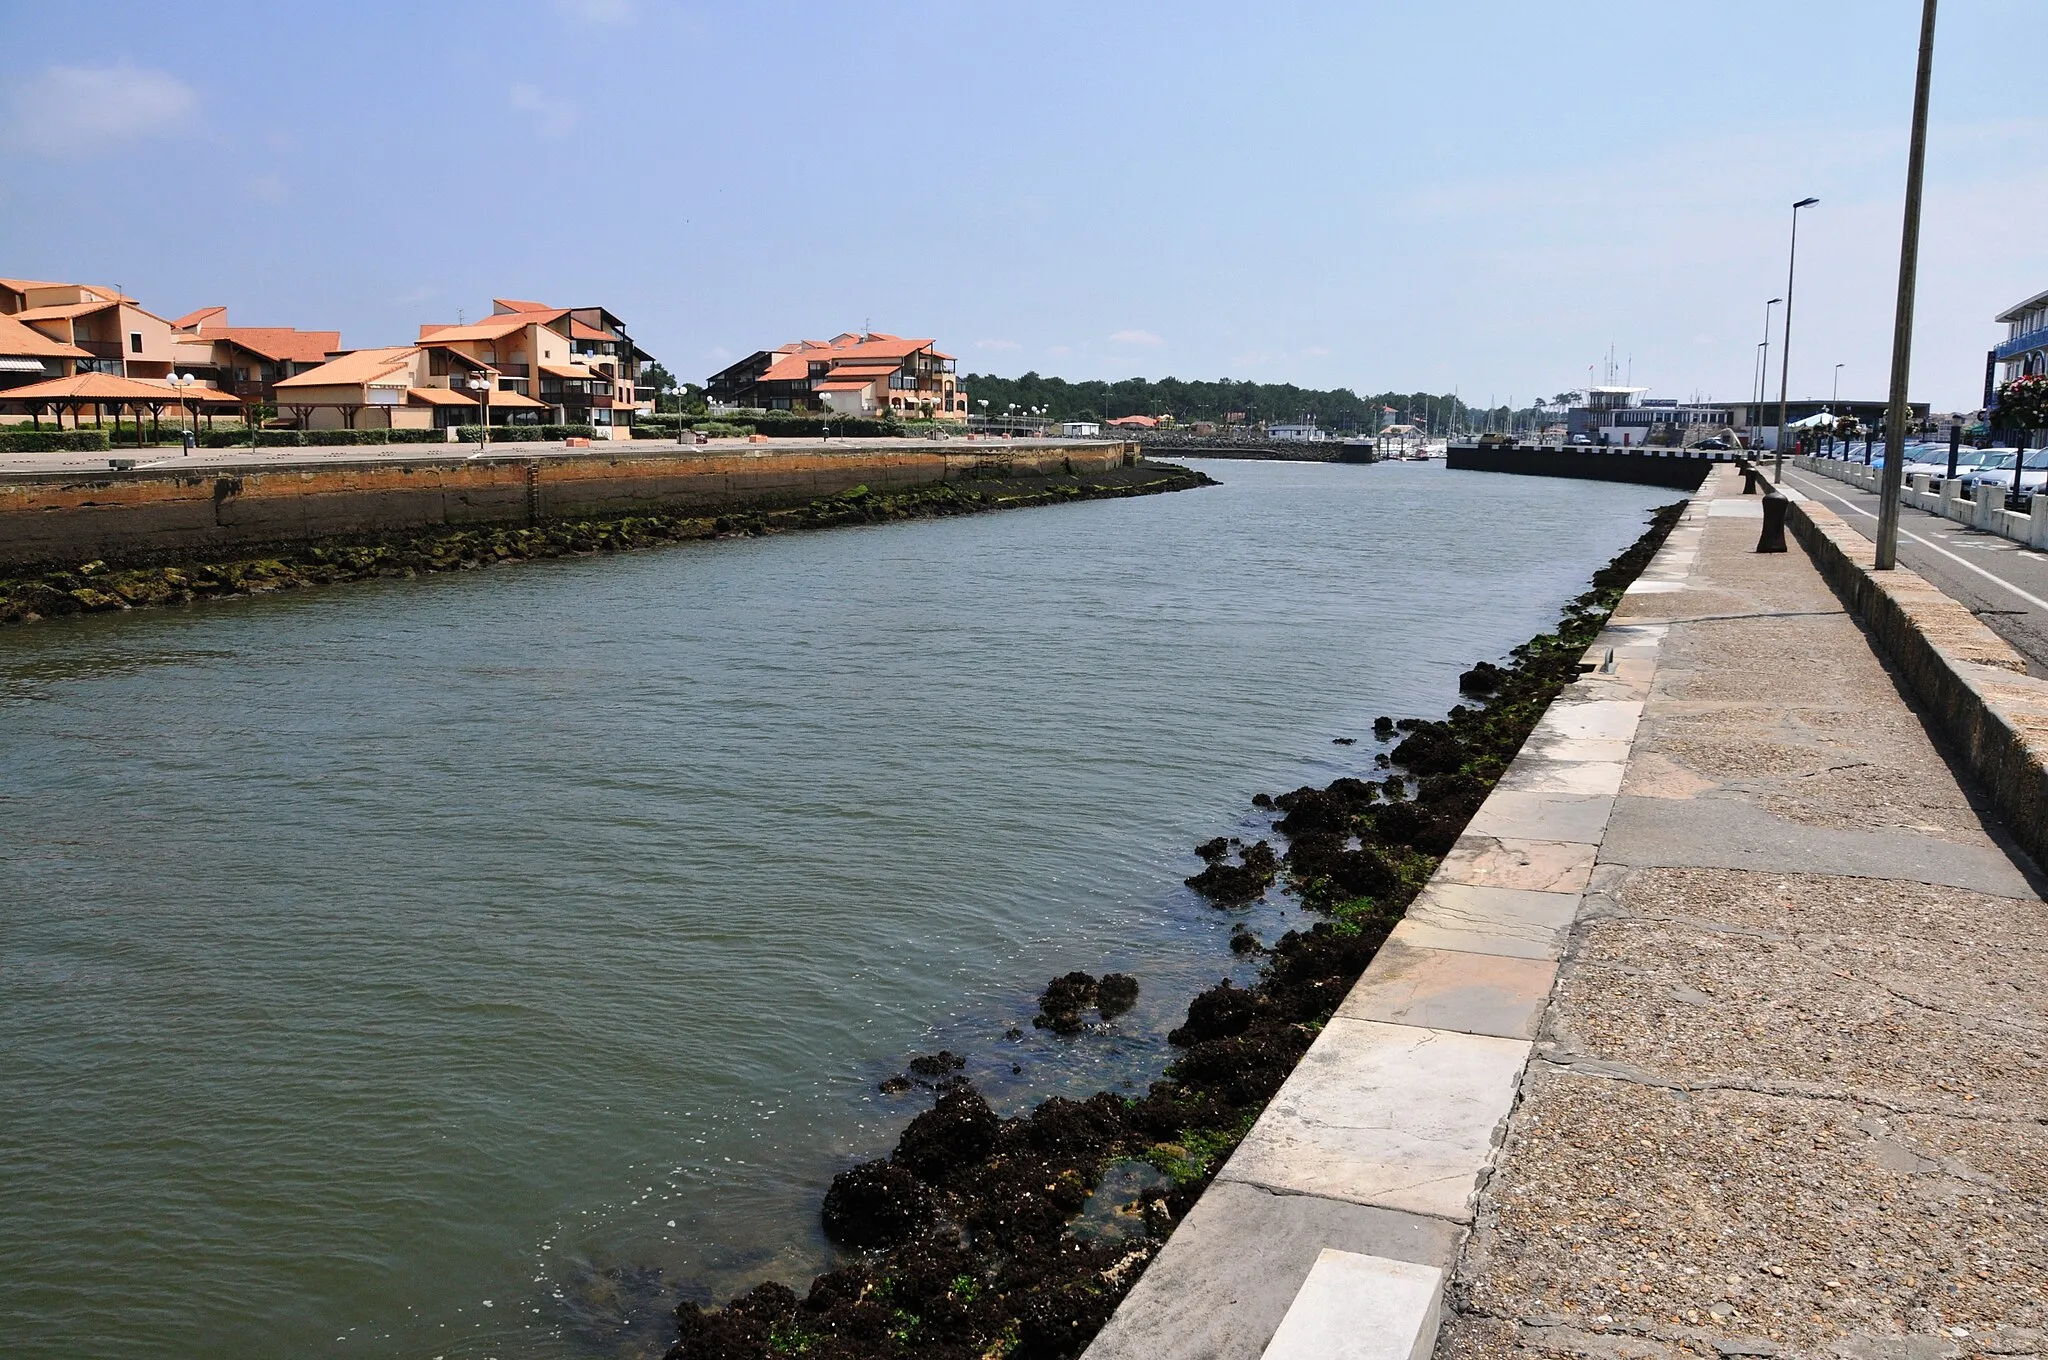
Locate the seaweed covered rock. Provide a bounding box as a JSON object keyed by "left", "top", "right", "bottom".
{"left": 1033, "top": 972, "right": 1099, "bottom": 1034}
{"left": 893, "top": 1087, "right": 1000, "bottom": 1185}
{"left": 1095, "top": 973, "right": 1139, "bottom": 1019}
{"left": 821, "top": 1160, "right": 938, "bottom": 1246}
{"left": 1182, "top": 840, "right": 1277, "bottom": 904}
{"left": 1166, "top": 979, "right": 1263, "bottom": 1046}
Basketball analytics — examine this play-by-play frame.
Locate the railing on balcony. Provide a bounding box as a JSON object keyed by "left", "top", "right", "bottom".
{"left": 75, "top": 339, "right": 123, "bottom": 359}
{"left": 1995, "top": 326, "right": 2048, "bottom": 362}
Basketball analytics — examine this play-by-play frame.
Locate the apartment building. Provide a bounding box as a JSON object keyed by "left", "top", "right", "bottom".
{"left": 706, "top": 332, "right": 967, "bottom": 420}
{"left": 169, "top": 307, "right": 341, "bottom": 404}
{"left": 417, "top": 299, "right": 654, "bottom": 433}
{"left": 270, "top": 344, "right": 548, "bottom": 430}
{"left": 0, "top": 312, "right": 92, "bottom": 394}
{"left": 1989, "top": 286, "right": 2048, "bottom": 407}
{"left": 1, "top": 279, "right": 181, "bottom": 380}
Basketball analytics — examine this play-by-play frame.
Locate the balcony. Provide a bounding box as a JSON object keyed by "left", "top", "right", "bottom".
{"left": 75, "top": 339, "right": 123, "bottom": 359}
{"left": 1995, "top": 325, "right": 2048, "bottom": 363}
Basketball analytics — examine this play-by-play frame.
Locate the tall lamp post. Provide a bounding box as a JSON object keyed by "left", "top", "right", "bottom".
{"left": 1774, "top": 199, "right": 1820, "bottom": 482}
{"left": 1875, "top": 0, "right": 1939, "bottom": 570}
{"left": 167, "top": 372, "right": 198, "bottom": 454}
{"left": 467, "top": 373, "right": 492, "bottom": 452}
{"left": 1754, "top": 298, "right": 1780, "bottom": 443}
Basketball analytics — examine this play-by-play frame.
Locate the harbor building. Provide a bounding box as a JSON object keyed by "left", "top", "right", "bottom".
{"left": 1987, "top": 286, "right": 2048, "bottom": 406}
{"left": 706, "top": 332, "right": 967, "bottom": 420}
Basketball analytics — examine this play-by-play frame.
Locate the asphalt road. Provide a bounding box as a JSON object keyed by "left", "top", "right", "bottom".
{"left": 1782, "top": 463, "right": 2048, "bottom": 677}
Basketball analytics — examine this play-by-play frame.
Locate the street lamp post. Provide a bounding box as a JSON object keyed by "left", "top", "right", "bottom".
{"left": 1774, "top": 201, "right": 1819, "bottom": 481}
{"left": 1754, "top": 298, "right": 1781, "bottom": 443}
{"left": 1875, "top": 0, "right": 1939, "bottom": 570}
{"left": 467, "top": 373, "right": 492, "bottom": 452}
{"left": 167, "top": 372, "right": 198, "bottom": 454}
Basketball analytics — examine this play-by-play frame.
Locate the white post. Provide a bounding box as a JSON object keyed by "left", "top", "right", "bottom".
{"left": 2030, "top": 493, "right": 2048, "bottom": 550}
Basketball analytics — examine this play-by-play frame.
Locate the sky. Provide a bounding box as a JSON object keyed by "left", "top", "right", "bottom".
{"left": 2, "top": 0, "right": 2042, "bottom": 411}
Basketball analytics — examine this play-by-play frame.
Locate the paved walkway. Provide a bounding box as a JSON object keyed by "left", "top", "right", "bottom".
{"left": 1439, "top": 467, "right": 2048, "bottom": 1360}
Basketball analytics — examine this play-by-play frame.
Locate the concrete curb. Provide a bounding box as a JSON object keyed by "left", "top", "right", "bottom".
{"left": 1083, "top": 498, "right": 1709, "bottom": 1360}
{"left": 1783, "top": 494, "right": 2048, "bottom": 873}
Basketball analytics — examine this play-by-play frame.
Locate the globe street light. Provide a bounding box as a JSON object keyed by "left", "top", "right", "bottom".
{"left": 466, "top": 373, "right": 492, "bottom": 451}
{"left": 1774, "top": 198, "right": 1820, "bottom": 482}
{"left": 167, "top": 372, "right": 198, "bottom": 454}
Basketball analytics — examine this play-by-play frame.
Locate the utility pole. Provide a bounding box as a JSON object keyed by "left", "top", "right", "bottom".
{"left": 1875, "top": 0, "right": 1938, "bottom": 570}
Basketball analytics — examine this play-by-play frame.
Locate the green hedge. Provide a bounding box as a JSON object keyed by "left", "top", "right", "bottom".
{"left": 634, "top": 412, "right": 901, "bottom": 438}
{"left": 196, "top": 428, "right": 457, "bottom": 448}
{"left": 0, "top": 429, "right": 112, "bottom": 452}
{"left": 451, "top": 424, "right": 596, "bottom": 443}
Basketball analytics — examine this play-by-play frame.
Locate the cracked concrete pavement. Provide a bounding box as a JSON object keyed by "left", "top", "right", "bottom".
{"left": 1438, "top": 469, "right": 2048, "bottom": 1360}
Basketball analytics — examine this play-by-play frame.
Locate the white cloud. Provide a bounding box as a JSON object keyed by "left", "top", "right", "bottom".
{"left": 6, "top": 64, "right": 196, "bottom": 154}
{"left": 1109, "top": 329, "right": 1164, "bottom": 346}
{"left": 975, "top": 338, "right": 1021, "bottom": 351}
{"left": 510, "top": 83, "right": 579, "bottom": 139}
{"left": 551, "top": 0, "right": 634, "bottom": 23}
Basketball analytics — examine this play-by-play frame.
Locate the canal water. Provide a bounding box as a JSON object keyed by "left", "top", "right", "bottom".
{"left": 0, "top": 460, "right": 1673, "bottom": 1359}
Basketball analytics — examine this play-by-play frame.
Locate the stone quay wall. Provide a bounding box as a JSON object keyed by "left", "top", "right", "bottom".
{"left": 1446, "top": 443, "right": 1724, "bottom": 490}
{"left": 0, "top": 440, "right": 1140, "bottom": 570}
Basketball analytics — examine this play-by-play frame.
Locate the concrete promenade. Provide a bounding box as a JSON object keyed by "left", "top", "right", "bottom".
{"left": 1088, "top": 465, "right": 2047, "bottom": 1360}
{"left": 1436, "top": 466, "right": 2048, "bottom": 1360}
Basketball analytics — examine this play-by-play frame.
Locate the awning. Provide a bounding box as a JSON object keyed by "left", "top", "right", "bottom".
{"left": 406, "top": 386, "right": 479, "bottom": 406}
{"left": 0, "top": 358, "right": 48, "bottom": 373}
{"left": 540, "top": 362, "right": 597, "bottom": 380}
{"left": 486, "top": 391, "right": 549, "bottom": 409}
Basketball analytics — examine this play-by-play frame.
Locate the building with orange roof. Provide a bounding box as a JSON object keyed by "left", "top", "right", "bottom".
{"left": 0, "top": 313, "right": 93, "bottom": 397}
{"left": 271, "top": 343, "right": 549, "bottom": 431}
{"left": 414, "top": 298, "right": 655, "bottom": 434}
{"left": 705, "top": 332, "right": 966, "bottom": 421}
{"left": 169, "top": 307, "right": 343, "bottom": 405}
{"left": 4, "top": 281, "right": 182, "bottom": 384}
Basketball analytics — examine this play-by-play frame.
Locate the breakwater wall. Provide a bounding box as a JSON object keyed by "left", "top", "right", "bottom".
{"left": 1446, "top": 442, "right": 1722, "bottom": 490}
{"left": 0, "top": 439, "right": 1140, "bottom": 570}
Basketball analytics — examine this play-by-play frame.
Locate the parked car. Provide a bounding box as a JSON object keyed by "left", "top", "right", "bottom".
{"left": 1694, "top": 435, "right": 1735, "bottom": 450}
{"left": 1955, "top": 449, "right": 2022, "bottom": 492}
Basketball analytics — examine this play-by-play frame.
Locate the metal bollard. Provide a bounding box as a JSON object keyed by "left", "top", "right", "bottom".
{"left": 1757, "top": 490, "right": 1788, "bottom": 553}
{"left": 1740, "top": 465, "right": 1767, "bottom": 495}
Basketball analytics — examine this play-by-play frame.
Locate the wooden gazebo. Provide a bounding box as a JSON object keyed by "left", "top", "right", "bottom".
{"left": 0, "top": 372, "right": 247, "bottom": 435}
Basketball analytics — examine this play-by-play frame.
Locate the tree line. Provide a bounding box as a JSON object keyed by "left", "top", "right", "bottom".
{"left": 958, "top": 372, "right": 1552, "bottom": 433}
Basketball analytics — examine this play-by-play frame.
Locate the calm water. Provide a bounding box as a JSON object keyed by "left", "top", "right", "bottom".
{"left": 0, "top": 461, "right": 1672, "bottom": 1358}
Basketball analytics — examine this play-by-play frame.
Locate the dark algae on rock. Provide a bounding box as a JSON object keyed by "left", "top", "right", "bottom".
{"left": 664, "top": 501, "right": 1684, "bottom": 1360}
{"left": 0, "top": 464, "right": 1213, "bottom": 625}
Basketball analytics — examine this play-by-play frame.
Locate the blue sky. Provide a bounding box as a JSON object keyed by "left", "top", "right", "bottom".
{"left": 2, "top": 0, "right": 2042, "bottom": 409}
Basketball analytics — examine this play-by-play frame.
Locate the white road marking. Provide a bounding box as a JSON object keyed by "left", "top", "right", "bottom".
{"left": 1787, "top": 472, "right": 2048, "bottom": 613}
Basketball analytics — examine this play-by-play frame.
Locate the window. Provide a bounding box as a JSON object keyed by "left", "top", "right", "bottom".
{"left": 128, "top": 332, "right": 143, "bottom": 354}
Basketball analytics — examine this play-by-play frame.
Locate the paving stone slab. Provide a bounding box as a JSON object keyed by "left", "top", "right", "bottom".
{"left": 1438, "top": 836, "right": 1599, "bottom": 895}
{"left": 1465, "top": 791, "right": 1617, "bottom": 846}
{"left": 1220, "top": 1018, "right": 1531, "bottom": 1221}
{"left": 1260, "top": 1249, "right": 1446, "bottom": 1360}
{"left": 1532, "top": 701, "right": 1644, "bottom": 743}
{"left": 1337, "top": 938, "right": 1558, "bottom": 1040}
{"left": 1085, "top": 1182, "right": 1463, "bottom": 1360}
{"left": 1396, "top": 884, "right": 1585, "bottom": 961}
{"left": 1598, "top": 794, "right": 2034, "bottom": 897}
{"left": 1496, "top": 758, "right": 1628, "bottom": 797}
